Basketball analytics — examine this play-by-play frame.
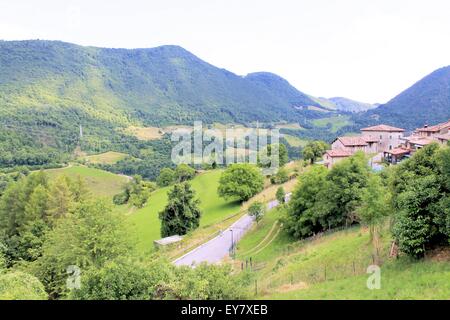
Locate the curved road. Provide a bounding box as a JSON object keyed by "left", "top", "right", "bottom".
{"left": 173, "top": 193, "right": 291, "bottom": 267}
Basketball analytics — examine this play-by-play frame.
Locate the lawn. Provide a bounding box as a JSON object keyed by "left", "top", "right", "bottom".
{"left": 127, "top": 170, "right": 241, "bottom": 255}
{"left": 83, "top": 151, "right": 128, "bottom": 164}
{"left": 312, "top": 115, "right": 352, "bottom": 133}
{"left": 44, "top": 165, "right": 129, "bottom": 198}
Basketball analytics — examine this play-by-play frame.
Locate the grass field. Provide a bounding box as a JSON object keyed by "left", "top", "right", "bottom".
{"left": 83, "top": 151, "right": 128, "bottom": 164}
{"left": 125, "top": 126, "right": 164, "bottom": 140}
{"left": 235, "top": 210, "right": 450, "bottom": 299}
{"left": 283, "top": 134, "right": 309, "bottom": 148}
{"left": 312, "top": 115, "right": 352, "bottom": 133}
{"left": 127, "top": 170, "right": 241, "bottom": 254}
{"left": 45, "top": 165, "right": 129, "bottom": 198}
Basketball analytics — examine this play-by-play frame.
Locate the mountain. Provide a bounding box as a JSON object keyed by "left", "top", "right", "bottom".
{"left": 355, "top": 66, "right": 450, "bottom": 131}
{"left": 0, "top": 39, "right": 334, "bottom": 168}
{"left": 244, "top": 72, "right": 321, "bottom": 109}
{"left": 0, "top": 40, "right": 324, "bottom": 129}
{"left": 327, "top": 97, "right": 376, "bottom": 113}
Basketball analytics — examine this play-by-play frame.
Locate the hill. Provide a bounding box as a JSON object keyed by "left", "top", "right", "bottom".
{"left": 0, "top": 40, "right": 337, "bottom": 169}
{"left": 235, "top": 208, "right": 450, "bottom": 299}
{"left": 353, "top": 66, "right": 450, "bottom": 131}
{"left": 128, "top": 170, "right": 241, "bottom": 254}
{"left": 327, "top": 97, "right": 376, "bottom": 113}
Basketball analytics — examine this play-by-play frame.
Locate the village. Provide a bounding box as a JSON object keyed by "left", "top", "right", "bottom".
{"left": 323, "top": 119, "right": 450, "bottom": 168}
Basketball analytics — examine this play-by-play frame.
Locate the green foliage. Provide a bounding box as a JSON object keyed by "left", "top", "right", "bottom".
{"left": 71, "top": 258, "right": 248, "bottom": 300}
{"left": 29, "top": 200, "right": 132, "bottom": 298}
{"left": 175, "top": 164, "right": 196, "bottom": 182}
{"left": 113, "top": 175, "right": 156, "bottom": 208}
{"left": 0, "top": 271, "right": 47, "bottom": 300}
{"left": 276, "top": 187, "right": 286, "bottom": 205}
{"left": 248, "top": 201, "right": 265, "bottom": 224}
{"left": 302, "top": 140, "right": 329, "bottom": 164}
{"left": 156, "top": 167, "right": 176, "bottom": 187}
{"left": 258, "top": 144, "right": 288, "bottom": 168}
{"left": 270, "top": 167, "right": 289, "bottom": 185}
{"left": 390, "top": 144, "right": 450, "bottom": 258}
{"left": 159, "top": 182, "right": 202, "bottom": 237}
{"left": 218, "top": 164, "right": 264, "bottom": 202}
{"left": 285, "top": 166, "right": 329, "bottom": 238}
{"left": 285, "top": 153, "right": 370, "bottom": 239}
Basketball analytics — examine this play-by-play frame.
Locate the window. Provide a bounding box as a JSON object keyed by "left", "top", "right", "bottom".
{"left": 390, "top": 135, "right": 392, "bottom": 139}
{"left": 380, "top": 135, "right": 383, "bottom": 139}
{"left": 389, "top": 145, "right": 393, "bottom": 150}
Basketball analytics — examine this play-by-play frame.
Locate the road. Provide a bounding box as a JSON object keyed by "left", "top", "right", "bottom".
{"left": 173, "top": 193, "right": 291, "bottom": 267}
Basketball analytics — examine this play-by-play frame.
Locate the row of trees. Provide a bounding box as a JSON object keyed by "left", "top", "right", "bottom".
{"left": 0, "top": 171, "right": 250, "bottom": 299}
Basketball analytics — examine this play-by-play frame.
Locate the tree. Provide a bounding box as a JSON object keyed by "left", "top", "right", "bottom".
{"left": 271, "top": 167, "right": 289, "bottom": 184}
{"left": 284, "top": 166, "right": 329, "bottom": 238}
{"left": 390, "top": 144, "right": 449, "bottom": 258}
{"left": 258, "top": 144, "right": 288, "bottom": 168}
{"left": 302, "top": 141, "right": 329, "bottom": 164}
{"left": 30, "top": 200, "right": 132, "bottom": 299}
{"left": 157, "top": 168, "right": 176, "bottom": 187}
{"left": 46, "top": 176, "right": 74, "bottom": 221}
{"left": 276, "top": 187, "right": 286, "bottom": 205}
{"left": 175, "top": 164, "right": 196, "bottom": 182}
{"left": 159, "top": 182, "right": 202, "bottom": 237}
{"left": 248, "top": 201, "right": 265, "bottom": 224}
{"left": 218, "top": 164, "right": 264, "bottom": 202}
{"left": 318, "top": 152, "right": 370, "bottom": 229}
{"left": 357, "top": 175, "right": 391, "bottom": 262}
{"left": 0, "top": 271, "right": 47, "bottom": 300}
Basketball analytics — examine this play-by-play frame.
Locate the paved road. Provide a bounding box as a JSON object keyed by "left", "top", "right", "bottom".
{"left": 173, "top": 193, "right": 291, "bottom": 267}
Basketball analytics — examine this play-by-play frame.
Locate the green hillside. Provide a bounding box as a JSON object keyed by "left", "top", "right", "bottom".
{"left": 128, "top": 170, "right": 241, "bottom": 254}
{"left": 353, "top": 66, "right": 450, "bottom": 131}
{"left": 236, "top": 208, "right": 450, "bottom": 299}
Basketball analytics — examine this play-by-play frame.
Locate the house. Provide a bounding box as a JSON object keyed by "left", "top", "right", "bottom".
{"left": 402, "top": 119, "right": 450, "bottom": 151}
{"left": 360, "top": 124, "right": 405, "bottom": 152}
{"left": 331, "top": 136, "right": 368, "bottom": 153}
{"left": 323, "top": 149, "right": 353, "bottom": 168}
{"left": 414, "top": 120, "right": 450, "bottom": 137}
{"left": 383, "top": 147, "right": 411, "bottom": 164}
{"left": 434, "top": 133, "right": 450, "bottom": 145}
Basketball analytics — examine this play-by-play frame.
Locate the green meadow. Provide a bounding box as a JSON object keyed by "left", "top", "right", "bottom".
{"left": 127, "top": 170, "right": 241, "bottom": 254}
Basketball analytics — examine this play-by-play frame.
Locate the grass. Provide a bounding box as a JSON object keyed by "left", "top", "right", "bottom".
{"left": 45, "top": 165, "right": 129, "bottom": 198}
{"left": 312, "top": 115, "right": 352, "bottom": 133}
{"left": 82, "top": 151, "right": 128, "bottom": 164}
{"left": 235, "top": 210, "right": 450, "bottom": 299}
{"left": 266, "top": 258, "right": 450, "bottom": 299}
{"left": 125, "top": 126, "right": 164, "bottom": 140}
{"left": 283, "top": 134, "right": 309, "bottom": 148}
{"left": 127, "top": 170, "right": 241, "bottom": 255}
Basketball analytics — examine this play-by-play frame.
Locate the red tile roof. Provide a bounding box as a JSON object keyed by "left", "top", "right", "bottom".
{"left": 326, "top": 150, "right": 353, "bottom": 158}
{"left": 434, "top": 134, "right": 450, "bottom": 141}
{"left": 361, "top": 124, "right": 405, "bottom": 132}
{"left": 336, "top": 136, "right": 368, "bottom": 146}
{"left": 408, "top": 137, "right": 435, "bottom": 146}
{"left": 416, "top": 120, "right": 450, "bottom": 132}
{"left": 384, "top": 147, "right": 411, "bottom": 156}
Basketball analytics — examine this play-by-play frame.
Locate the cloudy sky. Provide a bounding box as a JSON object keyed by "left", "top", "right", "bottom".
{"left": 1, "top": 0, "right": 449, "bottom": 103}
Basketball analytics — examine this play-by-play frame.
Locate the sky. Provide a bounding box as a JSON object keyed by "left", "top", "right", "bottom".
{"left": 1, "top": 0, "right": 450, "bottom": 103}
